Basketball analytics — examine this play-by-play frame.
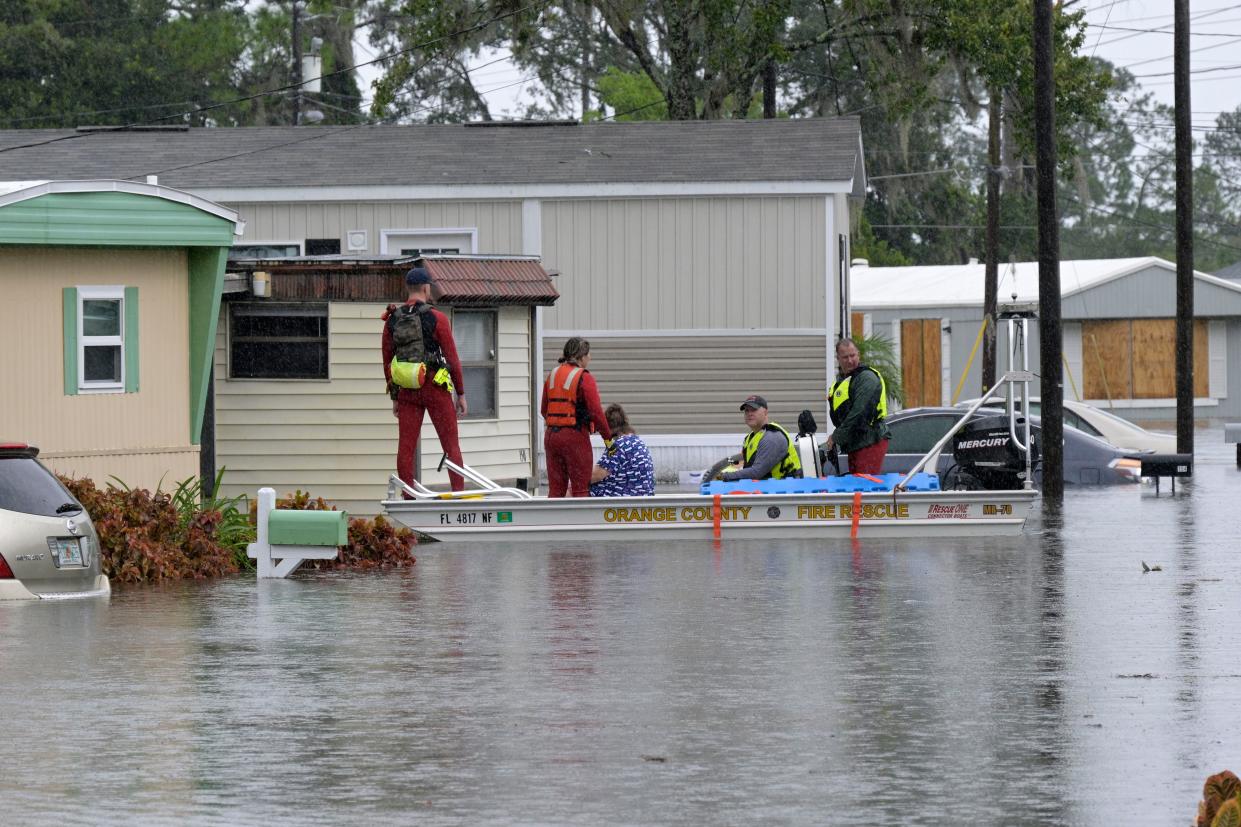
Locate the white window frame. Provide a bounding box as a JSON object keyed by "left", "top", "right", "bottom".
{"left": 77, "top": 285, "right": 126, "bottom": 393}
{"left": 379, "top": 228, "right": 478, "bottom": 255}
{"left": 452, "top": 307, "right": 498, "bottom": 421}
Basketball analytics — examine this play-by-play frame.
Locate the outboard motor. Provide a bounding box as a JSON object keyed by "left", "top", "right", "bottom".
{"left": 950, "top": 414, "right": 1040, "bottom": 490}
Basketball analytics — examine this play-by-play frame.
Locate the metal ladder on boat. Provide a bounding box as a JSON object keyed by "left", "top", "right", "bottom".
{"left": 387, "top": 455, "right": 533, "bottom": 501}
{"left": 896, "top": 302, "right": 1038, "bottom": 492}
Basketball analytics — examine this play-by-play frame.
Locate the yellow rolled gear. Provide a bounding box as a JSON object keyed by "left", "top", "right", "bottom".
{"left": 389, "top": 357, "right": 427, "bottom": 390}
{"left": 389, "top": 357, "right": 455, "bottom": 393}
{"left": 741, "top": 421, "right": 802, "bottom": 479}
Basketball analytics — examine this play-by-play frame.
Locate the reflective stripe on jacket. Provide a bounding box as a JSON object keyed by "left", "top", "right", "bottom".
{"left": 741, "top": 421, "right": 802, "bottom": 480}
{"left": 545, "top": 363, "right": 587, "bottom": 428}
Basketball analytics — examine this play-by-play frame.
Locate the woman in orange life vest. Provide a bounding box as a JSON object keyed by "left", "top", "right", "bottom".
{"left": 541, "top": 337, "right": 612, "bottom": 497}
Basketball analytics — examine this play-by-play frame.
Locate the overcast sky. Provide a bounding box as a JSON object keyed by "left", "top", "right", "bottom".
{"left": 1085, "top": 0, "right": 1241, "bottom": 127}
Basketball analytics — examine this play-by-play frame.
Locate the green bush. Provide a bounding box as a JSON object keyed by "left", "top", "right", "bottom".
{"left": 853, "top": 332, "right": 905, "bottom": 409}
{"left": 272, "top": 490, "right": 417, "bottom": 571}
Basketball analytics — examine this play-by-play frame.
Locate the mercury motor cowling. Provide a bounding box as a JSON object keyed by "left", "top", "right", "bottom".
{"left": 948, "top": 414, "right": 1040, "bottom": 490}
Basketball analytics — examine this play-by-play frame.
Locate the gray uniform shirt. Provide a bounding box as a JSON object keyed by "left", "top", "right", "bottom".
{"left": 719, "top": 428, "right": 789, "bottom": 481}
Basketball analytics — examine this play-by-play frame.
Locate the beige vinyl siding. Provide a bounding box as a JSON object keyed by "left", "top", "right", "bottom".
{"left": 40, "top": 448, "right": 199, "bottom": 489}
{"left": 230, "top": 201, "right": 523, "bottom": 254}
{"left": 1, "top": 247, "right": 195, "bottom": 490}
{"left": 540, "top": 196, "right": 827, "bottom": 330}
{"left": 214, "top": 302, "right": 533, "bottom": 516}
{"left": 543, "top": 334, "right": 829, "bottom": 434}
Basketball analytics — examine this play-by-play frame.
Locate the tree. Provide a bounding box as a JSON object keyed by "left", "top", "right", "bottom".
{"left": 0, "top": 0, "right": 254, "bottom": 128}
{"left": 366, "top": 0, "right": 798, "bottom": 121}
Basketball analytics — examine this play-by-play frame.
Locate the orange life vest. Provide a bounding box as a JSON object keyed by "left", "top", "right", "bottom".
{"left": 545, "top": 363, "right": 588, "bottom": 429}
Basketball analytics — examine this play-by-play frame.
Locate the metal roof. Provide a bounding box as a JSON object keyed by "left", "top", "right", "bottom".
{"left": 0, "top": 120, "right": 863, "bottom": 190}
{"left": 0, "top": 178, "right": 242, "bottom": 230}
{"left": 225, "top": 254, "right": 557, "bottom": 306}
{"left": 850, "top": 256, "right": 1241, "bottom": 309}
{"left": 419, "top": 256, "right": 559, "bottom": 306}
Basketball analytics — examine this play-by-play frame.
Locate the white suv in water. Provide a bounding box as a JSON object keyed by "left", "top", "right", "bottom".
{"left": 0, "top": 442, "right": 110, "bottom": 600}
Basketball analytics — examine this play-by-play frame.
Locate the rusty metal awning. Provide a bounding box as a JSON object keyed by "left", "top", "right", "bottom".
{"left": 224, "top": 254, "right": 559, "bottom": 306}
{"left": 418, "top": 256, "right": 559, "bottom": 306}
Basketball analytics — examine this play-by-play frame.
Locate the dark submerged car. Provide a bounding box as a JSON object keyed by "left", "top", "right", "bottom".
{"left": 837, "top": 407, "right": 1146, "bottom": 487}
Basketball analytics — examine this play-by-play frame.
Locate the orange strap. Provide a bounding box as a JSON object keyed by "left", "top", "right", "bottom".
{"left": 712, "top": 494, "right": 722, "bottom": 539}
{"left": 850, "top": 491, "right": 863, "bottom": 539}
{"left": 853, "top": 473, "right": 885, "bottom": 484}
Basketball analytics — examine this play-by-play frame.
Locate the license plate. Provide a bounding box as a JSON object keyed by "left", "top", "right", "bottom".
{"left": 46, "top": 537, "right": 85, "bottom": 568}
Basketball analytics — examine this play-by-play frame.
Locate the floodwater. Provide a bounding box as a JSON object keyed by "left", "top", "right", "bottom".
{"left": 2, "top": 427, "right": 1239, "bottom": 826}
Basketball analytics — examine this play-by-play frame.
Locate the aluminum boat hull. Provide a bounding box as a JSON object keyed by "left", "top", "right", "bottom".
{"left": 382, "top": 489, "right": 1038, "bottom": 542}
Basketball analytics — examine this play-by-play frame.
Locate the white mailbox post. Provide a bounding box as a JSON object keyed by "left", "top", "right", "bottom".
{"left": 246, "top": 488, "right": 347, "bottom": 578}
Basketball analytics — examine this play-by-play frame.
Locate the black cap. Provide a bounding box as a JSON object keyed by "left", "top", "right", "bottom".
{"left": 739, "top": 395, "right": 768, "bottom": 411}
{"left": 405, "top": 266, "right": 433, "bottom": 286}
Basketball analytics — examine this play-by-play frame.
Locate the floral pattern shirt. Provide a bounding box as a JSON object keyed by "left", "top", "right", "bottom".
{"left": 590, "top": 434, "right": 655, "bottom": 497}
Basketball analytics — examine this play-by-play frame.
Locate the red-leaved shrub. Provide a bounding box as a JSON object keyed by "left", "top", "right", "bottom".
{"left": 1198, "top": 770, "right": 1241, "bottom": 827}
{"left": 59, "top": 476, "right": 239, "bottom": 584}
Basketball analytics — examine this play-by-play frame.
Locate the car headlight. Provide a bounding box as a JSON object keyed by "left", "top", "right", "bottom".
{"left": 1108, "top": 457, "right": 1143, "bottom": 479}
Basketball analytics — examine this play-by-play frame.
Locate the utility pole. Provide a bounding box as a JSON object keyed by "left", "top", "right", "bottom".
{"left": 763, "top": 58, "right": 777, "bottom": 119}
{"left": 1174, "top": 0, "right": 1194, "bottom": 456}
{"left": 292, "top": 0, "right": 302, "bottom": 125}
{"left": 1033, "top": 0, "right": 1063, "bottom": 501}
{"left": 579, "top": 1, "right": 592, "bottom": 118}
{"left": 982, "top": 86, "right": 1001, "bottom": 393}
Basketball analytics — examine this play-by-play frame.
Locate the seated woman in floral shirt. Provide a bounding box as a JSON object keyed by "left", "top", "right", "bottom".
{"left": 590, "top": 403, "right": 656, "bottom": 497}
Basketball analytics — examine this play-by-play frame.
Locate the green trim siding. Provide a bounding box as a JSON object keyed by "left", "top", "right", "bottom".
{"left": 0, "top": 192, "right": 235, "bottom": 247}
{"left": 62, "top": 287, "right": 78, "bottom": 396}
{"left": 124, "top": 286, "right": 140, "bottom": 392}
{"left": 188, "top": 246, "right": 227, "bottom": 444}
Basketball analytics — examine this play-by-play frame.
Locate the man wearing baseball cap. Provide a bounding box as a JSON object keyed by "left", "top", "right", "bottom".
{"left": 717, "top": 394, "right": 801, "bottom": 481}
{"left": 381, "top": 265, "right": 468, "bottom": 491}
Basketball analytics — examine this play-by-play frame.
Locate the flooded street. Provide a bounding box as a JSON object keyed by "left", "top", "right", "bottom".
{"left": 3, "top": 427, "right": 1239, "bottom": 825}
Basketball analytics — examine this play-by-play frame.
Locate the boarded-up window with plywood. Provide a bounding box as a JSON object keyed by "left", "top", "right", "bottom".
{"left": 850, "top": 312, "right": 865, "bottom": 339}
{"left": 1082, "top": 319, "right": 1208, "bottom": 400}
{"left": 901, "top": 318, "right": 942, "bottom": 407}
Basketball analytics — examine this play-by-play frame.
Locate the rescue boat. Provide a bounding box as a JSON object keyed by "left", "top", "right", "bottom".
{"left": 382, "top": 309, "right": 1046, "bottom": 543}
{"left": 382, "top": 377, "right": 1040, "bottom": 542}
{"left": 381, "top": 467, "right": 1037, "bottom": 542}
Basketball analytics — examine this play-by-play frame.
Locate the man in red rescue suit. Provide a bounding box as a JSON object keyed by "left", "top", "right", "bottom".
{"left": 541, "top": 337, "right": 611, "bottom": 497}
{"left": 382, "top": 266, "right": 468, "bottom": 492}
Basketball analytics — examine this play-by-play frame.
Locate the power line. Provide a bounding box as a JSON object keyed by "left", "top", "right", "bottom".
{"left": 1132, "top": 61, "right": 1241, "bottom": 78}
{"left": 1093, "top": 22, "right": 1241, "bottom": 36}
{"left": 1091, "top": 3, "right": 1241, "bottom": 48}
{"left": 1120, "top": 33, "right": 1241, "bottom": 69}
{"left": 0, "top": 100, "right": 197, "bottom": 128}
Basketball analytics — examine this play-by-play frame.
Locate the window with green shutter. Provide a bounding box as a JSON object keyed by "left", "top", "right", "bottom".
{"left": 62, "top": 286, "right": 139, "bottom": 395}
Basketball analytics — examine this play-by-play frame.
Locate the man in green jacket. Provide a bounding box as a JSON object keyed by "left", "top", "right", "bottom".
{"left": 826, "top": 338, "right": 891, "bottom": 474}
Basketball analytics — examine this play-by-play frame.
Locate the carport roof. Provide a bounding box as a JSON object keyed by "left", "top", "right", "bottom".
{"left": 850, "top": 256, "right": 1241, "bottom": 310}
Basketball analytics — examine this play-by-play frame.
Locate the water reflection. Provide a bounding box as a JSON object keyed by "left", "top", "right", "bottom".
{"left": 548, "top": 549, "right": 599, "bottom": 676}
{"left": 0, "top": 427, "right": 1238, "bottom": 825}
